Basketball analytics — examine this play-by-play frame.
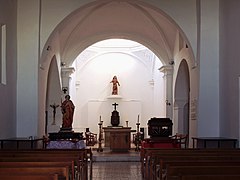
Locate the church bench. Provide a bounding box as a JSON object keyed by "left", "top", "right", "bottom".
{"left": 141, "top": 148, "right": 240, "bottom": 163}
{"left": 0, "top": 148, "right": 92, "bottom": 165}
{"left": 146, "top": 155, "right": 240, "bottom": 180}
{"left": 0, "top": 157, "right": 78, "bottom": 180}
{"left": 141, "top": 148, "right": 240, "bottom": 173}
{"left": 180, "top": 174, "right": 240, "bottom": 180}
{"left": 165, "top": 165, "right": 240, "bottom": 180}
{"left": 141, "top": 149, "right": 240, "bottom": 179}
{"left": 0, "top": 161, "right": 74, "bottom": 180}
{"left": 155, "top": 160, "right": 240, "bottom": 180}
{"left": 0, "top": 166, "right": 69, "bottom": 180}
{"left": 0, "top": 149, "right": 92, "bottom": 180}
{"left": 0, "top": 174, "right": 59, "bottom": 180}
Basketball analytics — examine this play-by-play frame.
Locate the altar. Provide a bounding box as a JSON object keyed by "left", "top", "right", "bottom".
{"left": 103, "top": 127, "right": 131, "bottom": 152}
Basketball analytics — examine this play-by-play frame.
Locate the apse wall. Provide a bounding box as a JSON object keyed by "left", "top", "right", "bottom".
{"left": 70, "top": 50, "right": 164, "bottom": 134}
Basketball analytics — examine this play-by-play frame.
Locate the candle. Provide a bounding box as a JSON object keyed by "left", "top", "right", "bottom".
{"left": 100, "top": 115, "right": 101, "bottom": 122}
{"left": 137, "top": 114, "right": 139, "bottom": 123}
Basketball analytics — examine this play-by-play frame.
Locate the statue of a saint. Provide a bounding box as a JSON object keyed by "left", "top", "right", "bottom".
{"left": 110, "top": 76, "right": 120, "bottom": 95}
{"left": 61, "top": 95, "right": 75, "bottom": 129}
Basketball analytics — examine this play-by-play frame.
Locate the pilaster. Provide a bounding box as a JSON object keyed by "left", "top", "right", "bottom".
{"left": 61, "top": 67, "right": 75, "bottom": 95}
{"left": 159, "top": 65, "right": 173, "bottom": 119}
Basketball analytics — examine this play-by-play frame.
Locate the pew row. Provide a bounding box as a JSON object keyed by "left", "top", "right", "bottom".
{"left": 0, "top": 148, "right": 92, "bottom": 180}
{"left": 180, "top": 174, "right": 240, "bottom": 180}
{"left": 166, "top": 165, "right": 240, "bottom": 180}
{"left": 0, "top": 167, "right": 68, "bottom": 180}
{"left": 141, "top": 148, "right": 240, "bottom": 180}
{"left": 0, "top": 174, "right": 59, "bottom": 180}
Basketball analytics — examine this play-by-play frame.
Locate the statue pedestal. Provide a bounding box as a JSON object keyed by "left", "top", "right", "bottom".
{"left": 59, "top": 127, "right": 73, "bottom": 132}
{"left": 48, "top": 132, "right": 83, "bottom": 141}
{"left": 107, "top": 95, "right": 122, "bottom": 99}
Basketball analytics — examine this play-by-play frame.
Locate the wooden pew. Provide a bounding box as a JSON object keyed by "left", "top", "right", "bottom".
{"left": 147, "top": 155, "right": 240, "bottom": 180}
{"left": 166, "top": 165, "right": 240, "bottom": 180}
{"left": 141, "top": 149, "right": 240, "bottom": 179}
{"left": 0, "top": 161, "right": 73, "bottom": 180}
{"left": 0, "top": 174, "right": 59, "bottom": 180}
{"left": 156, "top": 160, "right": 240, "bottom": 180}
{"left": 0, "top": 148, "right": 92, "bottom": 180}
{"left": 0, "top": 156, "right": 76, "bottom": 179}
{"left": 180, "top": 174, "right": 240, "bottom": 180}
{"left": 0, "top": 167, "right": 69, "bottom": 180}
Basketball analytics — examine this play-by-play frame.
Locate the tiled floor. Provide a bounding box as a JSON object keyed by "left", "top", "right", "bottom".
{"left": 92, "top": 161, "right": 142, "bottom": 180}
{"left": 89, "top": 142, "right": 142, "bottom": 179}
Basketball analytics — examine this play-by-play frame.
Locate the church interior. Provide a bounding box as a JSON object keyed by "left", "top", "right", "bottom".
{"left": 1, "top": 0, "right": 240, "bottom": 179}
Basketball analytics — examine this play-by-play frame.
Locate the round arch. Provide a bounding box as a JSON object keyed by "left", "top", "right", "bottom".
{"left": 38, "top": 0, "right": 197, "bottom": 136}
{"left": 173, "top": 59, "right": 190, "bottom": 136}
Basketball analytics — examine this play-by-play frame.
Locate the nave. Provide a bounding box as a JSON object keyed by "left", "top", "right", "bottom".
{"left": 92, "top": 162, "right": 142, "bottom": 180}
{"left": 91, "top": 144, "right": 142, "bottom": 180}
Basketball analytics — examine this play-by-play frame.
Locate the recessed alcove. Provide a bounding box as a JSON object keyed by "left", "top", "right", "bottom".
{"left": 65, "top": 39, "right": 165, "bottom": 136}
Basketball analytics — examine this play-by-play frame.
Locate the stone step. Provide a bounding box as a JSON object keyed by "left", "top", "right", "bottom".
{"left": 93, "top": 155, "right": 140, "bottom": 162}
{"left": 92, "top": 147, "right": 140, "bottom": 162}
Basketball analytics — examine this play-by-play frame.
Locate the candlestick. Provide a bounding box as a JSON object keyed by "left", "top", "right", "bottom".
{"left": 97, "top": 118, "right": 103, "bottom": 152}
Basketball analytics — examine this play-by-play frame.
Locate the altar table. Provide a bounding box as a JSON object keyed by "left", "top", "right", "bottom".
{"left": 103, "top": 127, "right": 131, "bottom": 151}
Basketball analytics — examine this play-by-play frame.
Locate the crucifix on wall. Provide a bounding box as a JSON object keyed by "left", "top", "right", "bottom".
{"left": 50, "top": 103, "right": 59, "bottom": 125}
{"left": 112, "top": 102, "right": 118, "bottom": 111}
{"left": 62, "top": 87, "right": 68, "bottom": 94}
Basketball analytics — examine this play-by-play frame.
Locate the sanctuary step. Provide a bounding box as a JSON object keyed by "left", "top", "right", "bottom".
{"left": 92, "top": 147, "right": 140, "bottom": 162}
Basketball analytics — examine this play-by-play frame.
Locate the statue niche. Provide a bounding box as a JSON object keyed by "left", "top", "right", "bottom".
{"left": 111, "top": 103, "right": 120, "bottom": 126}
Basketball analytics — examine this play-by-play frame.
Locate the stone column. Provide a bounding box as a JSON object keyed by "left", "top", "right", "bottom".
{"left": 61, "top": 67, "right": 75, "bottom": 95}
{"left": 159, "top": 65, "right": 173, "bottom": 119}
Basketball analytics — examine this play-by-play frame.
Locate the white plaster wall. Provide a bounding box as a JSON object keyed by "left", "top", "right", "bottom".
{"left": 17, "top": 0, "right": 39, "bottom": 137}
{"left": 15, "top": 0, "right": 221, "bottom": 138}
{"left": 145, "top": 0, "right": 198, "bottom": 61}
{"left": 219, "top": 0, "right": 240, "bottom": 139}
{"left": 0, "top": 0, "right": 17, "bottom": 138}
{"left": 86, "top": 100, "right": 142, "bottom": 135}
{"left": 173, "top": 47, "right": 199, "bottom": 144}
{"left": 198, "top": 0, "right": 220, "bottom": 136}
{"left": 36, "top": 0, "right": 202, "bottom": 138}
{"left": 71, "top": 51, "right": 165, "bottom": 135}
{"left": 46, "top": 58, "right": 62, "bottom": 133}
{"left": 40, "top": 0, "right": 93, "bottom": 53}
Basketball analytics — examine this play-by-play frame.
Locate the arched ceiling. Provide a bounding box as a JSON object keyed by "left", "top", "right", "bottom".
{"left": 48, "top": 0, "right": 180, "bottom": 66}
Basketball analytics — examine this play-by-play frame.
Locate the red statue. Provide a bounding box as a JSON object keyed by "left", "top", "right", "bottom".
{"left": 61, "top": 95, "right": 75, "bottom": 128}
{"left": 110, "top": 75, "right": 120, "bottom": 95}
